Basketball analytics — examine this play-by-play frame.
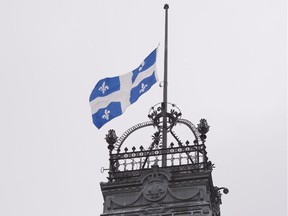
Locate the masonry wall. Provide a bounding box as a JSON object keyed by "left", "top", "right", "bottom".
{"left": 100, "top": 165, "right": 216, "bottom": 216}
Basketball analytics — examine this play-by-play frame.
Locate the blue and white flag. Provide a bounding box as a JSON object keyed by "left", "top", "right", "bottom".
{"left": 89, "top": 48, "right": 158, "bottom": 129}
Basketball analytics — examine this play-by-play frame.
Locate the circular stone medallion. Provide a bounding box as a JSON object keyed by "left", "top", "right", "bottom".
{"left": 143, "top": 182, "right": 167, "bottom": 202}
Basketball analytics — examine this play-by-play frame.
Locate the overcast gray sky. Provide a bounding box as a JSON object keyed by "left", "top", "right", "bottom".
{"left": 0, "top": 0, "right": 286, "bottom": 215}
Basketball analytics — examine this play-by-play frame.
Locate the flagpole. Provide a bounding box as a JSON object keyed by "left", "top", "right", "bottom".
{"left": 162, "top": 4, "right": 169, "bottom": 167}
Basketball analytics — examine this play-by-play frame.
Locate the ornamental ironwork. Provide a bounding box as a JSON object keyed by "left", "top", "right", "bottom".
{"left": 104, "top": 102, "right": 215, "bottom": 182}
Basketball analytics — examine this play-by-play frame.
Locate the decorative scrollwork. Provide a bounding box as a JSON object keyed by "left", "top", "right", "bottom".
{"left": 114, "top": 121, "right": 154, "bottom": 151}
{"left": 148, "top": 102, "right": 182, "bottom": 131}
{"left": 105, "top": 102, "right": 214, "bottom": 182}
{"left": 152, "top": 131, "right": 161, "bottom": 146}
{"left": 212, "top": 186, "right": 229, "bottom": 216}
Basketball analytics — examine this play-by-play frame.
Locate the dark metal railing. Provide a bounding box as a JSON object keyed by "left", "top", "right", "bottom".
{"left": 104, "top": 118, "right": 212, "bottom": 182}
{"left": 108, "top": 142, "right": 211, "bottom": 182}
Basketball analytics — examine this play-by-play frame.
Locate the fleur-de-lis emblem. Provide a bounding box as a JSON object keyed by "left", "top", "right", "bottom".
{"left": 102, "top": 109, "right": 110, "bottom": 120}
{"left": 99, "top": 81, "right": 109, "bottom": 94}
{"left": 139, "top": 61, "right": 145, "bottom": 71}
{"left": 139, "top": 83, "right": 147, "bottom": 93}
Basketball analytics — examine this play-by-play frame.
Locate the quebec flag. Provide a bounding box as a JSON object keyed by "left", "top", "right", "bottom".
{"left": 89, "top": 48, "right": 158, "bottom": 129}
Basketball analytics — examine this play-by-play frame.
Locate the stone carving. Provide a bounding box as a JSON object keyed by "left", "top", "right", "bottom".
{"left": 168, "top": 188, "right": 202, "bottom": 201}
{"left": 144, "top": 182, "right": 167, "bottom": 201}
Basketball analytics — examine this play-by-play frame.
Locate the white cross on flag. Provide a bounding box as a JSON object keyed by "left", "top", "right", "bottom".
{"left": 89, "top": 48, "right": 158, "bottom": 129}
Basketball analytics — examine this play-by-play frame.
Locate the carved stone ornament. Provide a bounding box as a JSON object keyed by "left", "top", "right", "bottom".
{"left": 143, "top": 181, "right": 167, "bottom": 202}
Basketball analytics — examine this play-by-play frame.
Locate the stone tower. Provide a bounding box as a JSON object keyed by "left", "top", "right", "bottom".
{"left": 100, "top": 104, "right": 228, "bottom": 216}
{"left": 99, "top": 4, "right": 228, "bottom": 216}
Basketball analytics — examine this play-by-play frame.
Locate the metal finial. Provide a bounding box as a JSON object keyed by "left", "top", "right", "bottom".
{"left": 105, "top": 129, "right": 118, "bottom": 152}
{"left": 197, "top": 119, "right": 210, "bottom": 142}
{"left": 164, "top": 4, "right": 169, "bottom": 9}
{"left": 198, "top": 119, "right": 210, "bottom": 135}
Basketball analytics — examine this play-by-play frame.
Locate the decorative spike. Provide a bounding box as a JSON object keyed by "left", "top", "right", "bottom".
{"left": 132, "top": 146, "right": 136, "bottom": 152}
{"left": 124, "top": 147, "right": 128, "bottom": 152}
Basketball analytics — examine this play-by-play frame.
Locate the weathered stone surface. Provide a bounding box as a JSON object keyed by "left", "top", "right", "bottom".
{"left": 100, "top": 165, "right": 218, "bottom": 216}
